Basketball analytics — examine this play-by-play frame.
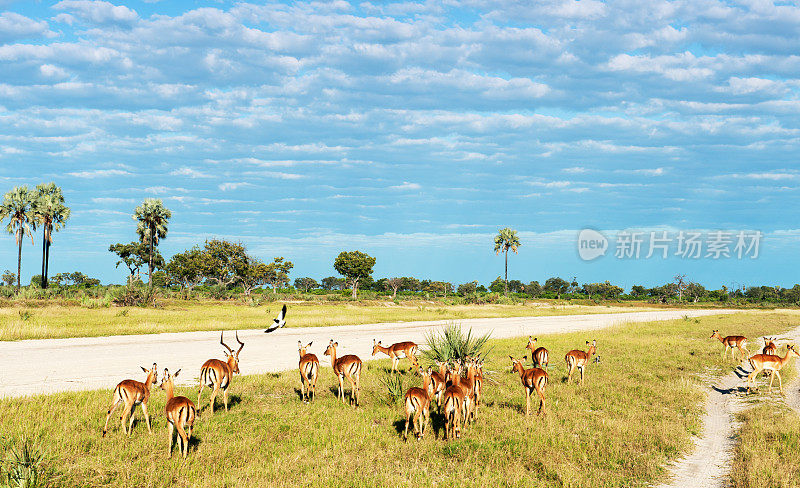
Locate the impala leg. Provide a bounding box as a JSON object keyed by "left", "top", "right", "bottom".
{"left": 345, "top": 374, "right": 357, "bottom": 406}
{"left": 142, "top": 402, "right": 152, "bottom": 434}
{"left": 223, "top": 388, "right": 229, "bottom": 412}
{"left": 579, "top": 367, "right": 584, "bottom": 385}
{"left": 197, "top": 384, "right": 205, "bottom": 412}
{"left": 300, "top": 373, "right": 306, "bottom": 402}
{"left": 127, "top": 404, "right": 137, "bottom": 434}
{"left": 310, "top": 376, "right": 316, "bottom": 403}
{"left": 768, "top": 371, "right": 775, "bottom": 392}
{"left": 209, "top": 385, "right": 219, "bottom": 414}
{"left": 537, "top": 388, "right": 546, "bottom": 416}
{"left": 776, "top": 371, "right": 784, "bottom": 393}
{"left": 525, "top": 388, "right": 531, "bottom": 416}
{"left": 167, "top": 422, "right": 174, "bottom": 458}
{"left": 413, "top": 408, "right": 422, "bottom": 438}
{"left": 338, "top": 375, "right": 344, "bottom": 402}
{"left": 102, "top": 399, "right": 121, "bottom": 437}
{"left": 404, "top": 409, "right": 411, "bottom": 441}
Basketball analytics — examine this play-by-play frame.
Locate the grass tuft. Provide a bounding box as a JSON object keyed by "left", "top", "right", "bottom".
{"left": 423, "top": 321, "right": 492, "bottom": 362}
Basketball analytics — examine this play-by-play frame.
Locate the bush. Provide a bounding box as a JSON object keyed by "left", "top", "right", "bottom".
{"left": 1, "top": 436, "right": 49, "bottom": 488}
{"left": 423, "top": 322, "right": 492, "bottom": 363}
{"left": 111, "top": 284, "right": 158, "bottom": 307}
{"left": 378, "top": 372, "right": 406, "bottom": 406}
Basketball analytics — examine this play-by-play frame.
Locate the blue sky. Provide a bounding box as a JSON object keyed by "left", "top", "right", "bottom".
{"left": 1, "top": 0, "right": 799, "bottom": 289}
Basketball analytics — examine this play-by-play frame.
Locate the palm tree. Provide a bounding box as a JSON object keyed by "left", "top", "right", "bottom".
{"left": 0, "top": 186, "right": 37, "bottom": 292}
{"left": 494, "top": 227, "right": 521, "bottom": 296}
{"left": 33, "top": 183, "right": 70, "bottom": 289}
{"left": 133, "top": 199, "right": 171, "bottom": 287}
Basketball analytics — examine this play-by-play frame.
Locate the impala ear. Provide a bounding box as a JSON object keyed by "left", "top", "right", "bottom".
{"left": 298, "top": 340, "right": 302, "bottom": 347}
{"left": 523, "top": 355, "right": 527, "bottom": 361}
{"left": 508, "top": 355, "right": 514, "bottom": 360}
{"left": 334, "top": 342, "right": 338, "bottom": 347}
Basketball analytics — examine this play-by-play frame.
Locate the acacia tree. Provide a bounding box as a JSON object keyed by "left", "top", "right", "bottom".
{"left": 493, "top": 227, "right": 521, "bottom": 296}
{"left": 265, "top": 257, "right": 293, "bottom": 293}
{"left": 333, "top": 250, "right": 376, "bottom": 299}
{"left": 384, "top": 277, "right": 402, "bottom": 299}
{"left": 201, "top": 239, "right": 248, "bottom": 288}
{"left": 0, "top": 186, "right": 37, "bottom": 292}
{"left": 164, "top": 246, "right": 205, "bottom": 295}
{"left": 240, "top": 257, "right": 272, "bottom": 297}
{"left": 109, "top": 242, "right": 164, "bottom": 284}
{"left": 294, "top": 277, "right": 318, "bottom": 292}
{"left": 133, "top": 199, "right": 171, "bottom": 287}
{"left": 33, "top": 183, "right": 70, "bottom": 289}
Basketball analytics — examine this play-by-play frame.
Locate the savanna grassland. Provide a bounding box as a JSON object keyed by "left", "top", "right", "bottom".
{"left": 0, "top": 300, "right": 655, "bottom": 341}
{"left": 0, "top": 312, "right": 796, "bottom": 488}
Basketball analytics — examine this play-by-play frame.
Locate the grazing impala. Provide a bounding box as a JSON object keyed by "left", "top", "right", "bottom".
{"left": 298, "top": 341, "right": 319, "bottom": 403}
{"left": 160, "top": 369, "right": 196, "bottom": 459}
{"left": 746, "top": 344, "right": 800, "bottom": 393}
{"left": 762, "top": 337, "right": 777, "bottom": 356}
{"left": 198, "top": 331, "right": 244, "bottom": 414}
{"left": 710, "top": 330, "right": 749, "bottom": 361}
{"left": 565, "top": 340, "right": 597, "bottom": 385}
{"left": 372, "top": 340, "right": 419, "bottom": 372}
{"left": 526, "top": 336, "right": 549, "bottom": 371}
{"left": 324, "top": 340, "right": 362, "bottom": 406}
{"left": 442, "top": 367, "right": 467, "bottom": 440}
{"left": 510, "top": 356, "right": 547, "bottom": 416}
{"left": 402, "top": 367, "right": 433, "bottom": 441}
{"left": 102, "top": 363, "right": 157, "bottom": 437}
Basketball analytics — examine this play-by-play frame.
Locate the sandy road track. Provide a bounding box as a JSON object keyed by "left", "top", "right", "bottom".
{"left": 0, "top": 309, "right": 735, "bottom": 398}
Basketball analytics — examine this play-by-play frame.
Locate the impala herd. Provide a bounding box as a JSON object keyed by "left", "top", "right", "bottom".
{"left": 99, "top": 311, "right": 793, "bottom": 459}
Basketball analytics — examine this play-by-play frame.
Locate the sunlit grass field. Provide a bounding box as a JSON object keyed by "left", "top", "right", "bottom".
{"left": 0, "top": 312, "right": 795, "bottom": 487}
{"left": 0, "top": 300, "right": 654, "bottom": 341}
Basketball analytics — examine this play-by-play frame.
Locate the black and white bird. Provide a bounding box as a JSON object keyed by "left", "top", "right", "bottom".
{"left": 265, "top": 304, "right": 287, "bottom": 333}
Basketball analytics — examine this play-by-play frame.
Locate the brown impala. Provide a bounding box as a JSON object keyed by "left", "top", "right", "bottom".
{"left": 762, "top": 337, "right": 777, "bottom": 356}
{"left": 161, "top": 368, "right": 196, "bottom": 459}
{"left": 565, "top": 340, "right": 597, "bottom": 385}
{"left": 102, "top": 363, "right": 157, "bottom": 437}
{"left": 372, "top": 340, "right": 419, "bottom": 372}
{"left": 298, "top": 341, "right": 319, "bottom": 403}
{"left": 710, "top": 330, "right": 749, "bottom": 361}
{"left": 510, "top": 356, "right": 547, "bottom": 416}
{"left": 402, "top": 367, "right": 433, "bottom": 441}
{"left": 198, "top": 331, "right": 244, "bottom": 414}
{"left": 526, "top": 336, "right": 549, "bottom": 371}
{"left": 324, "top": 340, "right": 362, "bottom": 406}
{"left": 746, "top": 344, "right": 800, "bottom": 393}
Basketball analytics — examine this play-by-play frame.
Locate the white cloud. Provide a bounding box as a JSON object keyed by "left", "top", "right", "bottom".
{"left": 67, "top": 169, "right": 131, "bottom": 178}
{"left": 170, "top": 167, "right": 212, "bottom": 178}
{"left": 218, "top": 182, "right": 253, "bottom": 191}
{"left": 388, "top": 181, "right": 421, "bottom": 190}
{"left": 53, "top": 1, "right": 138, "bottom": 24}
{"left": 0, "top": 12, "right": 52, "bottom": 42}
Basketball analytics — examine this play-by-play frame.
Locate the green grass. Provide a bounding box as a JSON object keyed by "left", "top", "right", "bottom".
{"left": 0, "top": 300, "right": 652, "bottom": 341}
{"left": 0, "top": 312, "right": 794, "bottom": 487}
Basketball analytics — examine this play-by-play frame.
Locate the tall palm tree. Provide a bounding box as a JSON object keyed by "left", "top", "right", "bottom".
{"left": 133, "top": 199, "right": 171, "bottom": 287}
{"left": 0, "top": 186, "right": 37, "bottom": 292}
{"left": 494, "top": 227, "right": 521, "bottom": 296}
{"left": 33, "top": 183, "right": 70, "bottom": 289}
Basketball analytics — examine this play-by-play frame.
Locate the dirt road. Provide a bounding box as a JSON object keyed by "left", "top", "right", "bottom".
{"left": 0, "top": 309, "right": 734, "bottom": 398}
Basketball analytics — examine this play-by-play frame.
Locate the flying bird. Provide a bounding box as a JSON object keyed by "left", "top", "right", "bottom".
{"left": 265, "top": 304, "right": 287, "bottom": 333}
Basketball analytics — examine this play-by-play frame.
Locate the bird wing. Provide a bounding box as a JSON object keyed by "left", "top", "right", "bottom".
{"left": 264, "top": 304, "right": 288, "bottom": 333}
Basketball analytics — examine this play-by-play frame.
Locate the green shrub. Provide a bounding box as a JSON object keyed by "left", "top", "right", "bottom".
{"left": 1, "top": 436, "right": 48, "bottom": 488}
{"left": 423, "top": 322, "right": 492, "bottom": 363}
{"left": 378, "top": 372, "right": 406, "bottom": 406}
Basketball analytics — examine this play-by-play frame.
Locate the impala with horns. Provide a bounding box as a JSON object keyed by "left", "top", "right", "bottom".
{"left": 565, "top": 340, "right": 597, "bottom": 385}
{"left": 161, "top": 368, "right": 196, "bottom": 459}
{"left": 298, "top": 341, "right": 319, "bottom": 403}
{"left": 102, "top": 363, "right": 157, "bottom": 437}
{"left": 526, "top": 336, "right": 549, "bottom": 371}
{"left": 429, "top": 360, "right": 448, "bottom": 408}
{"left": 710, "top": 330, "right": 749, "bottom": 361}
{"left": 198, "top": 331, "right": 244, "bottom": 414}
{"left": 746, "top": 344, "right": 800, "bottom": 394}
{"left": 324, "top": 340, "right": 362, "bottom": 406}
{"left": 510, "top": 356, "right": 547, "bottom": 416}
{"left": 372, "top": 340, "right": 419, "bottom": 372}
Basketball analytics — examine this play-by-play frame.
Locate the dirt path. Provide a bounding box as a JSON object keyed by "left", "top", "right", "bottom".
{"left": 0, "top": 309, "right": 734, "bottom": 399}
{"left": 656, "top": 328, "right": 800, "bottom": 488}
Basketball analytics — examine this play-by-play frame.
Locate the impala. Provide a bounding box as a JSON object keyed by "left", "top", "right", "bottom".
{"left": 442, "top": 367, "right": 467, "bottom": 440}
{"left": 472, "top": 358, "right": 484, "bottom": 415}
{"left": 710, "top": 330, "right": 749, "bottom": 361}
{"left": 565, "top": 340, "right": 597, "bottom": 385}
{"left": 402, "top": 367, "right": 433, "bottom": 440}
{"left": 324, "top": 340, "right": 362, "bottom": 406}
{"left": 298, "top": 341, "right": 319, "bottom": 403}
{"left": 198, "top": 331, "right": 244, "bottom": 414}
{"left": 510, "top": 356, "right": 547, "bottom": 416}
{"left": 161, "top": 368, "right": 196, "bottom": 459}
{"left": 372, "top": 340, "right": 419, "bottom": 372}
{"left": 102, "top": 363, "right": 157, "bottom": 437}
{"left": 762, "top": 337, "right": 777, "bottom": 356}
{"left": 460, "top": 358, "right": 479, "bottom": 422}
{"left": 746, "top": 344, "right": 800, "bottom": 393}
{"left": 526, "top": 336, "right": 549, "bottom": 371}
{"left": 429, "top": 360, "right": 448, "bottom": 408}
